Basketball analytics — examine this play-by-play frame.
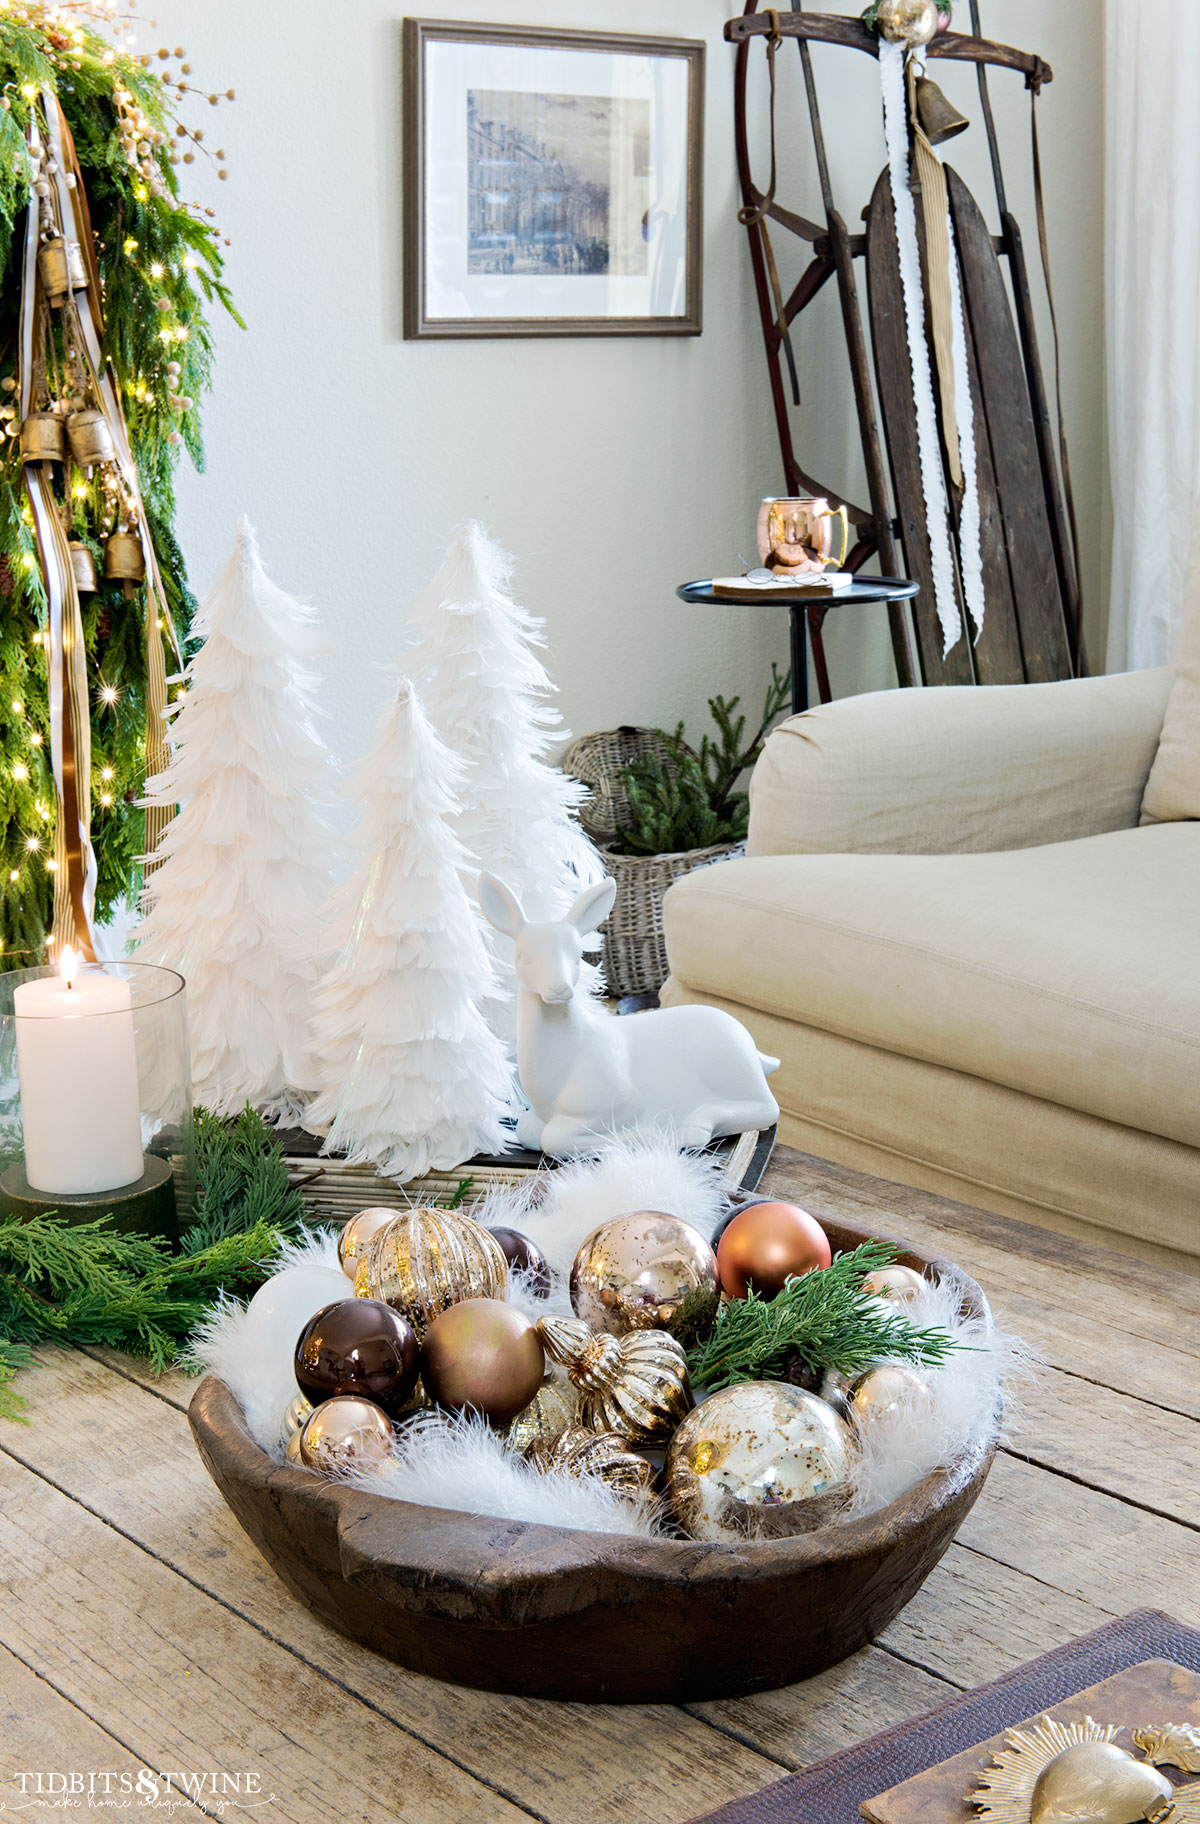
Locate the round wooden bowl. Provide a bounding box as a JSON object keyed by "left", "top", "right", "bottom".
{"left": 189, "top": 1217, "right": 998, "bottom": 1703}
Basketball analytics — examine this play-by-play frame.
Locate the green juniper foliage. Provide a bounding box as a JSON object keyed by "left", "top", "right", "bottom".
{"left": 616, "top": 663, "right": 791, "bottom": 856}
{"left": 0, "top": 11, "right": 240, "bottom": 958}
{"left": 685, "top": 1241, "right": 960, "bottom": 1391}
{"left": 0, "top": 1104, "right": 312, "bottom": 1420}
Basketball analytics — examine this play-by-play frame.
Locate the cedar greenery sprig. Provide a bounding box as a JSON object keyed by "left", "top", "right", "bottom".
{"left": 685, "top": 1241, "right": 960, "bottom": 1391}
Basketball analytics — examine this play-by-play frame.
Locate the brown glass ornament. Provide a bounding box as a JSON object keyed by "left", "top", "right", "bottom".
{"left": 422, "top": 1297, "right": 545, "bottom": 1424}
{"left": 354, "top": 1205, "right": 508, "bottom": 1340}
{"left": 570, "top": 1211, "right": 719, "bottom": 1336}
{"left": 337, "top": 1207, "right": 395, "bottom": 1281}
{"left": 298, "top": 1395, "right": 393, "bottom": 1473}
{"left": 293, "top": 1297, "right": 419, "bottom": 1420}
{"left": 716, "top": 1201, "right": 832, "bottom": 1300}
{"left": 487, "top": 1226, "right": 550, "bottom": 1298}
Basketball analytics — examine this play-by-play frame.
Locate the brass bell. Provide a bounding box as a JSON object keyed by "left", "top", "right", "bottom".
{"left": 915, "top": 76, "right": 969, "bottom": 146}
{"left": 66, "top": 407, "right": 116, "bottom": 468}
{"left": 103, "top": 528, "right": 145, "bottom": 582}
{"left": 68, "top": 540, "right": 97, "bottom": 592}
{"left": 19, "top": 411, "right": 66, "bottom": 463}
{"left": 37, "top": 235, "right": 88, "bottom": 306}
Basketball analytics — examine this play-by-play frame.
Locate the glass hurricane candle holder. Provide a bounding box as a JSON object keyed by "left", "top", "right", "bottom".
{"left": 0, "top": 957, "right": 193, "bottom": 1244}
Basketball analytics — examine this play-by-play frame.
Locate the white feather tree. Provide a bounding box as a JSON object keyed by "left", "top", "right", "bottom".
{"left": 304, "top": 678, "right": 513, "bottom": 1178}
{"left": 136, "top": 519, "right": 334, "bottom": 1119}
{"left": 406, "top": 523, "right": 606, "bottom": 1038}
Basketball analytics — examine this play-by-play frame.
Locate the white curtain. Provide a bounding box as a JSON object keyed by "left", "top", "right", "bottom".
{"left": 1106, "top": 0, "right": 1200, "bottom": 672}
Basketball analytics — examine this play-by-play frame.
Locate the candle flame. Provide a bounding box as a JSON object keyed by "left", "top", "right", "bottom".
{"left": 59, "top": 945, "right": 78, "bottom": 989}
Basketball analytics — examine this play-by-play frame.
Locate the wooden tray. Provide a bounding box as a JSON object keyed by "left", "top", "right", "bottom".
{"left": 188, "top": 1216, "right": 997, "bottom": 1703}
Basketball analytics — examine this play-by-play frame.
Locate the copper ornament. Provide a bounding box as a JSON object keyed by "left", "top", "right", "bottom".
{"left": 665, "top": 1382, "right": 853, "bottom": 1543}
{"left": 570, "top": 1210, "right": 719, "bottom": 1337}
{"left": 716, "top": 1201, "right": 832, "bottom": 1300}
{"left": 524, "top": 1424, "right": 655, "bottom": 1498}
{"left": 66, "top": 407, "right": 116, "bottom": 468}
{"left": 874, "top": 0, "right": 939, "bottom": 46}
{"left": 19, "top": 411, "right": 66, "bottom": 464}
{"left": 422, "top": 1297, "right": 546, "bottom": 1424}
{"left": 68, "top": 540, "right": 97, "bottom": 592}
{"left": 103, "top": 528, "right": 145, "bottom": 582}
{"left": 337, "top": 1206, "right": 395, "bottom": 1280}
{"left": 506, "top": 1373, "right": 581, "bottom": 1453}
{"left": 354, "top": 1205, "right": 508, "bottom": 1340}
{"left": 537, "top": 1315, "right": 693, "bottom": 1443}
{"left": 298, "top": 1394, "right": 393, "bottom": 1473}
{"left": 37, "top": 235, "right": 88, "bottom": 305}
{"left": 862, "top": 1264, "right": 926, "bottom": 1305}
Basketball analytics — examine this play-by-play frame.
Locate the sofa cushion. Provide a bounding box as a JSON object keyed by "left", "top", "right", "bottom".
{"left": 662, "top": 823, "right": 1200, "bottom": 1150}
{"left": 1142, "top": 505, "right": 1200, "bottom": 822}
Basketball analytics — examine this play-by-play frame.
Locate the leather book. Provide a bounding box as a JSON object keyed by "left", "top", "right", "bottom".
{"left": 686, "top": 1609, "right": 1200, "bottom": 1824}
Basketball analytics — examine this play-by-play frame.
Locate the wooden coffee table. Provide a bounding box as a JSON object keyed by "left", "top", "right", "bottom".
{"left": 2, "top": 1145, "right": 1198, "bottom": 1824}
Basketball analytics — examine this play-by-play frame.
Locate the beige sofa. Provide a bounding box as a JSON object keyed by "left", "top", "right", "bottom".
{"left": 661, "top": 664, "right": 1200, "bottom": 1273}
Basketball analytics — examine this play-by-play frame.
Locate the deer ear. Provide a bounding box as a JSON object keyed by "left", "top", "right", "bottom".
{"left": 566, "top": 875, "right": 616, "bottom": 936}
{"left": 478, "top": 872, "right": 526, "bottom": 938}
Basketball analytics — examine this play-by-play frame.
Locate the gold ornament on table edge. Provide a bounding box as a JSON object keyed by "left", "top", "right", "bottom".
{"left": 536, "top": 1314, "right": 693, "bottom": 1444}
{"left": 524, "top": 1424, "right": 656, "bottom": 1499}
{"left": 354, "top": 1204, "right": 508, "bottom": 1342}
{"left": 967, "top": 1713, "right": 1200, "bottom": 1824}
{"left": 505, "top": 1372, "right": 581, "bottom": 1454}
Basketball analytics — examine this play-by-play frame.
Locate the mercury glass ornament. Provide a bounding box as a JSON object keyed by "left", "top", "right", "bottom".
{"left": 874, "top": 0, "right": 939, "bottom": 45}
{"left": 506, "top": 1373, "right": 581, "bottom": 1453}
{"left": 666, "top": 1382, "right": 853, "bottom": 1542}
{"left": 294, "top": 1297, "right": 419, "bottom": 1420}
{"left": 298, "top": 1395, "right": 393, "bottom": 1472}
{"left": 848, "top": 1362, "right": 933, "bottom": 1426}
{"left": 354, "top": 1205, "right": 508, "bottom": 1340}
{"left": 570, "top": 1211, "right": 719, "bottom": 1336}
{"left": 524, "top": 1425, "right": 656, "bottom": 1498}
{"left": 422, "top": 1297, "right": 545, "bottom": 1425}
{"left": 862, "top": 1264, "right": 926, "bottom": 1305}
{"left": 537, "top": 1315, "right": 693, "bottom": 1444}
{"left": 337, "top": 1206, "right": 395, "bottom": 1280}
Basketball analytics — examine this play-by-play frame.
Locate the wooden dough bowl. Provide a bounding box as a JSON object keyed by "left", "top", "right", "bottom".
{"left": 189, "top": 1217, "right": 998, "bottom": 1703}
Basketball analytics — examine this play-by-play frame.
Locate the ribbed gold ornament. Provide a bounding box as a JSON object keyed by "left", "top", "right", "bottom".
{"left": 524, "top": 1424, "right": 655, "bottom": 1497}
{"left": 353, "top": 1205, "right": 508, "bottom": 1341}
{"left": 506, "top": 1373, "right": 581, "bottom": 1453}
{"left": 283, "top": 1393, "right": 313, "bottom": 1438}
{"left": 536, "top": 1315, "right": 693, "bottom": 1444}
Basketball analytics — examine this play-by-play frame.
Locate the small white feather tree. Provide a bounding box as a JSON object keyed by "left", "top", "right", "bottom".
{"left": 136, "top": 519, "right": 334, "bottom": 1120}
{"left": 406, "top": 522, "right": 606, "bottom": 1038}
{"left": 304, "top": 678, "right": 513, "bottom": 1178}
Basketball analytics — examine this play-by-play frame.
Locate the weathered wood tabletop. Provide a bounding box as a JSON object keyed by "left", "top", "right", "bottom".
{"left": 3, "top": 1146, "right": 1198, "bottom": 1824}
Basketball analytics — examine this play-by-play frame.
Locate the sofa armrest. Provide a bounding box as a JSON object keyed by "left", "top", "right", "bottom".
{"left": 747, "top": 667, "right": 1173, "bottom": 857}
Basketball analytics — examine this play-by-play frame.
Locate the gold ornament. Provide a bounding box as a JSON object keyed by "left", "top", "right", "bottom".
{"left": 337, "top": 1206, "right": 395, "bottom": 1280}
{"left": 665, "top": 1382, "right": 853, "bottom": 1543}
{"left": 506, "top": 1373, "right": 581, "bottom": 1453}
{"left": 524, "top": 1424, "right": 656, "bottom": 1498}
{"left": 354, "top": 1205, "right": 508, "bottom": 1341}
{"left": 1134, "top": 1725, "right": 1200, "bottom": 1773}
{"left": 298, "top": 1394, "right": 393, "bottom": 1473}
{"left": 874, "top": 0, "right": 939, "bottom": 46}
{"left": 103, "top": 528, "right": 145, "bottom": 582}
{"left": 969, "top": 1716, "right": 1178, "bottom": 1824}
{"left": 37, "top": 235, "right": 88, "bottom": 306}
{"left": 283, "top": 1429, "right": 304, "bottom": 1465}
{"left": 537, "top": 1314, "right": 693, "bottom": 1443}
{"left": 68, "top": 540, "right": 97, "bottom": 592}
{"left": 570, "top": 1210, "right": 719, "bottom": 1337}
{"left": 19, "top": 411, "right": 66, "bottom": 464}
{"left": 66, "top": 407, "right": 116, "bottom": 468}
{"left": 283, "top": 1393, "right": 313, "bottom": 1437}
{"left": 848, "top": 1362, "right": 933, "bottom": 1426}
{"left": 862, "top": 1264, "right": 926, "bottom": 1305}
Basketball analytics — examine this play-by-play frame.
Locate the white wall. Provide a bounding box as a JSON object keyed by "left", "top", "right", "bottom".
{"left": 145, "top": 0, "right": 1105, "bottom": 778}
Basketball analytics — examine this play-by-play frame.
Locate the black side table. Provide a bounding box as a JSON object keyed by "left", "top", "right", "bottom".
{"left": 676, "top": 575, "right": 920, "bottom": 714}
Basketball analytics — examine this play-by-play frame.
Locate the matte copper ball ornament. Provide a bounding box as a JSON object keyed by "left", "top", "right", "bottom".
{"left": 487, "top": 1226, "right": 550, "bottom": 1298}
{"left": 293, "top": 1298, "right": 419, "bottom": 1420}
{"left": 337, "top": 1207, "right": 395, "bottom": 1280}
{"left": 353, "top": 1206, "right": 508, "bottom": 1340}
{"left": 848, "top": 1363, "right": 934, "bottom": 1427}
{"left": 716, "top": 1202, "right": 832, "bottom": 1300}
{"left": 665, "top": 1382, "right": 854, "bottom": 1543}
{"left": 862, "top": 1264, "right": 927, "bottom": 1306}
{"left": 298, "top": 1395, "right": 394, "bottom": 1473}
{"left": 570, "top": 1211, "right": 719, "bottom": 1336}
{"left": 422, "top": 1298, "right": 546, "bottom": 1425}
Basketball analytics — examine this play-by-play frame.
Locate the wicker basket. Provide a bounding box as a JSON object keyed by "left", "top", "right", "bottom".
{"left": 562, "top": 725, "right": 696, "bottom": 846}
{"left": 601, "top": 839, "right": 743, "bottom": 999}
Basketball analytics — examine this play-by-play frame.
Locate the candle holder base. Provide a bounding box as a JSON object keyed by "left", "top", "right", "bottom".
{"left": 0, "top": 1152, "right": 179, "bottom": 1244}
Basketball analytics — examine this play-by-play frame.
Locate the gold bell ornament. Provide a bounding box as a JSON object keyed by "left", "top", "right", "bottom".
{"left": 68, "top": 540, "right": 97, "bottom": 592}
{"left": 66, "top": 407, "right": 116, "bottom": 469}
{"left": 536, "top": 1314, "right": 693, "bottom": 1444}
{"left": 914, "top": 75, "right": 969, "bottom": 145}
{"left": 354, "top": 1205, "right": 508, "bottom": 1341}
{"left": 19, "top": 410, "right": 66, "bottom": 464}
{"left": 103, "top": 527, "right": 146, "bottom": 583}
{"left": 37, "top": 235, "right": 88, "bottom": 307}
{"left": 875, "top": 0, "right": 939, "bottom": 46}
{"left": 524, "top": 1424, "right": 656, "bottom": 1499}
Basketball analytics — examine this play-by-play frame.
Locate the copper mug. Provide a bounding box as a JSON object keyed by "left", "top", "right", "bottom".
{"left": 756, "top": 496, "right": 850, "bottom": 575}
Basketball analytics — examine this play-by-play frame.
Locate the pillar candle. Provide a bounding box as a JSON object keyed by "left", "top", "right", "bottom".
{"left": 14, "top": 955, "right": 144, "bottom": 1195}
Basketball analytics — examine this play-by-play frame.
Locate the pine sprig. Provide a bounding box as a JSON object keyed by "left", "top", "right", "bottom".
{"left": 685, "top": 1242, "right": 960, "bottom": 1391}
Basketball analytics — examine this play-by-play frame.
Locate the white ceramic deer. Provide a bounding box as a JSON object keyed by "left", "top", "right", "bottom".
{"left": 479, "top": 872, "right": 780, "bottom": 1158}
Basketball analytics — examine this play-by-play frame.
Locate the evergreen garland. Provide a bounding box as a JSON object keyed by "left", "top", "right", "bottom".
{"left": 0, "top": 4, "right": 240, "bottom": 958}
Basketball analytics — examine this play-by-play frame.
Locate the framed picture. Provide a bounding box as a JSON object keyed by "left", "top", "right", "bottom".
{"left": 402, "top": 19, "right": 704, "bottom": 339}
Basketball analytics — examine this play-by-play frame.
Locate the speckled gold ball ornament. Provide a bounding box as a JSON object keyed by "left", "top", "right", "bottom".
{"left": 874, "top": 0, "right": 939, "bottom": 46}
{"left": 524, "top": 1425, "right": 656, "bottom": 1498}
{"left": 506, "top": 1373, "right": 581, "bottom": 1453}
{"left": 862, "top": 1264, "right": 927, "bottom": 1305}
{"left": 354, "top": 1205, "right": 508, "bottom": 1340}
{"left": 666, "top": 1382, "right": 853, "bottom": 1542}
{"left": 537, "top": 1315, "right": 693, "bottom": 1443}
{"left": 848, "top": 1362, "right": 933, "bottom": 1426}
{"left": 337, "top": 1207, "right": 397, "bottom": 1280}
{"left": 298, "top": 1395, "right": 394, "bottom": 1473}
{"left": 570, "top": 1211, "right": 720, "bottom": 1336}
{"left": 422, "top": 1298, "right": 546, "bottom": 1424}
